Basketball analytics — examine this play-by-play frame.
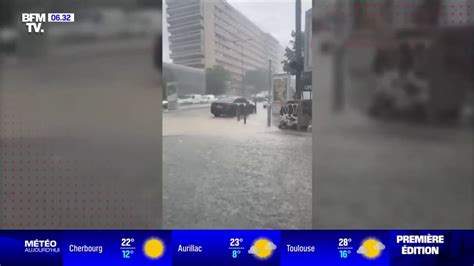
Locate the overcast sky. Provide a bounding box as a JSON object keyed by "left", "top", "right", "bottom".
{"left": 162, "top": 0, "right": 312, "bottom": 63}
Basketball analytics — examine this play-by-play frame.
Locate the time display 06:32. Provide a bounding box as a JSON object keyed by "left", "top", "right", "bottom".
{"left": 48, "top": 13, "right": 75, "bottom": 23}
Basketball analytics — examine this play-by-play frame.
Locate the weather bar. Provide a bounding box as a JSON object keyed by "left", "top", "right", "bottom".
{"left": 0, "top": 230, "right": 472, "bottom": 265}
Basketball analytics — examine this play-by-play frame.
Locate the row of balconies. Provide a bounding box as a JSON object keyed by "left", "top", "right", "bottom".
{"left": 213, "top": 28, "right": 268, "bottom": 63}
{"left": 213, "top": 37, "right": 269, "bottom": 67}
{"left": 170, "top": 31, "right": 201, "bottom": 45}
{"left": 168, "top": 20, "right": 203, "bottom": 34}
{"left": 174, "top": 57, "right": 204, "bottom": 66}
{"left": 215, "top": 3, "right": 268, "bottom": 40}
{"left": 167, "top": 5, "right": 201, "bottom": 20}
{"left": 215, "top": 47, "right": 265, "bottom": 70}
{"left": 170, "top": 41, "right": 202, "bottom": 53}
{"left": 215, "top": 54, "right": 264, "bottom": 76}
{"left": 168, "top": 13, "right": 202, "bottom": 26}
{"left": 166, "top": 1, "right": 200, "bottom": 15}
{"left": 171, "top": 53, "right": 204, "bottom": 62}
{"left": 166, "top": 0, "right": 200, "bottom": 10}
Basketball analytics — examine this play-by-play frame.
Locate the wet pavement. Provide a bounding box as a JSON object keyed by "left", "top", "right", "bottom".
{"left": 163, "top": 105, "right": 312, "bottom": 229}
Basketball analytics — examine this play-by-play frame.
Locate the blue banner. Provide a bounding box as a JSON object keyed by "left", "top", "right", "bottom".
{"left": 0, "top": 230, "right": 472, "bottom": 265}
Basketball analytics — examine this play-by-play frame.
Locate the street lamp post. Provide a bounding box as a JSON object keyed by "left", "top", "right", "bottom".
{"left": 241, "top": 44, "right": 244, "bottom": 96}
{"left": 267, "top": 60, "right": 272, "bottom": 127}
{"left": 295, "top": 0, "right": 303, "bottom": 100}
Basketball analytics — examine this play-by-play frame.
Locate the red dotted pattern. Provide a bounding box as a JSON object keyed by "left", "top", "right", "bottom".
{"left": 316, "top": 0, "right": 473, "bottom": 48}
{"left": 0, "top": 112, "right": 156, "bottom": 229}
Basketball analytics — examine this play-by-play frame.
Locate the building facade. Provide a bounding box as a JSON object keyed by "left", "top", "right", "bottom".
{"left": 166, "top": 0, "right": 285, "bottom": 92}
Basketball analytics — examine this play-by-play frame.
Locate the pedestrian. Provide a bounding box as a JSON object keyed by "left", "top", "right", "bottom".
{"left": 239, "top": 103, "right": 245, "bottom": 116}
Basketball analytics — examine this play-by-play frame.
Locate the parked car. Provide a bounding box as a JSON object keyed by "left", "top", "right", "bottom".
{"left": 253, "top": 91, "right": 269, "bottom": 102}
{"left": 178, "top": 97, "right": 192, "bottom": 105}
{"left": 211, "top": 96, "right": 255, "bottom": 117}
{"left": 178, "top": 94, "right": 202, "bottom": 105}
{"left": 216, "top": 94, "right": 230, "bottom": 100}
{"left": 200, "top": 94, "right": 216, "bottom": 103}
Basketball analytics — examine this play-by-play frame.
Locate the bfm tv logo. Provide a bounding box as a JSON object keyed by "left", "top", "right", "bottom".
{"left": 22, "top": 13, "right": 46, "bottom": 34}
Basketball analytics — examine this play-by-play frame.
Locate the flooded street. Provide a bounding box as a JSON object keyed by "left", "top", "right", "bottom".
{"left": 163, "top": 105, "right": 312, "bottom": 229}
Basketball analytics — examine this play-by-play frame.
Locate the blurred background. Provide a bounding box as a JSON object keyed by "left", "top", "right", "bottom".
{"left": 312, "top": 0, "right": 473, "bottom": 228}
{"left": 0, "top": 0, "right": 162, "bottom": 228}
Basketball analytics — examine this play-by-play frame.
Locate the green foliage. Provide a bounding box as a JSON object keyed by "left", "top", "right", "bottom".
{"left": 206, "top": 65, "right": 231, "bottom": 95}
{"left": 281, "top": 30, "right": 304, "bottom": 75}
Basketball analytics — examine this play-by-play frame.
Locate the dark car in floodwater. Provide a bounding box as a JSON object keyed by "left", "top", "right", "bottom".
{"left": 211, "top": 96, "right": 255, "bottom": 117}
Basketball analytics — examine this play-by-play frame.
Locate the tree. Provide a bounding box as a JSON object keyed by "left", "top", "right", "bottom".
{"left": 205, "top": 65, "right": 231, "bottom": 95}
{"left": 243, "top": 68, "right": 269, "bottom": 95}
{"left": 281, "top": 30, "right": 304, "bottom": 75}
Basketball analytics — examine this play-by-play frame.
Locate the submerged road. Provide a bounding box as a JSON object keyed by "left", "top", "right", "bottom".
{"left": 163, "top": 105, "right": 312, "bottom": 229}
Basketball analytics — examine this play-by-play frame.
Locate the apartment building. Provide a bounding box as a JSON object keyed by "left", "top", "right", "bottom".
{"left": 166, "top": 0, "right": 285, "bottom": 90}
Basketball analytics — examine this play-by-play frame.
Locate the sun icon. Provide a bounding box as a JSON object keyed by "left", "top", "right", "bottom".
{"left": 357, "top": 238, "right": 385, "bottom": 259}
{"left": 248, "top": 238, "right": 277, "bottom": 260}
{"left": 143, "top": 237, "right": 165, "bottom": 260}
